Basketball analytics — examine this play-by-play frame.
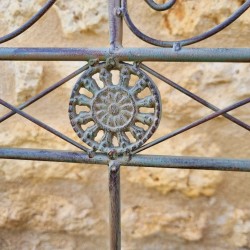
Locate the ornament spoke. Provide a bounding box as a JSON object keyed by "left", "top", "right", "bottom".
{"left": 129, "top": 125, "right": 146, "bottom": 140}
{"left": 136, "top": 96, "right": 156, "bottom": 108}
{"left": 119, "top": 66, "right": 131, "bottom": 87}
{"left": 136, "top": 113, "right": 155, "bottom": 126}
{"left": 99, "top": 131, "right": 112, "bottom": 149}
{"left": 117, "top": 132, "right": 130, "bottom": 148}
{"left": 83, "top": 124, "right": 100, "bottom": 140}
{"left": 74, "top": 112, "right": 92, "bottom": 125}
{"left": 70, "top": 94, "right": 91, "bottom": 107}
{"left": 81, "top": 77, "right": 100, "bottom": 94}
{"left": 100, "top": 68, "right": 113, "bottom": 86}
{"left": 130, "top": 78, "right": 148, "bottom": 95}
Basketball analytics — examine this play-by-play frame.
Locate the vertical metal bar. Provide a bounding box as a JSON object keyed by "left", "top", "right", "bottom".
{"left": 108, "top": 4, "right": 122, "bottom": 248}
{"left": 109, "top": 160, "right": 121, "bottom": 250}
{"left": 108, "top": 0, "right": 123, "bottom": 50}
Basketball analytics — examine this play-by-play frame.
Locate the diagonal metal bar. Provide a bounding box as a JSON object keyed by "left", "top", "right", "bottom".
{"left": 0, "top": 64, "right": 88, "bottom": 124}
{"left": 133, "top": 97, "right": 250, "bottom": 154}
{"left": 0, "top": 0, "right": 56, "bottom": 44}
{"left": 0, "top": 99, "right": 89, "bottom": 153}
{"left": 140, "top": 63, "right": 250, "bottom": 131}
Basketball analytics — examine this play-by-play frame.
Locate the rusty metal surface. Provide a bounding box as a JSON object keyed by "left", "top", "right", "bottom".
{"left": 0, "top": 47, "right": 249, "bottom": 62}
{"left": 69, "top": 61, "right": 161, "bottom": 156}
{"left": 0, "top": 1, "right": 249, "bottom": 249}
{"left": 109, "top": 161, "right": 121, "bottom": 249}
{"left": 109, "top": 0, "right": 123, "bottom": 50}
{"left": 0, "top": 148, "right": 250, "bottom": 172}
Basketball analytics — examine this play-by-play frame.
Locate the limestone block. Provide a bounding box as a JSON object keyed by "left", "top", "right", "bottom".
{"left": 127, "top": 167, "right": 222, "bottom": 197}
{"left": 122, "top": 206, "right": 207, "bottom": 241}
{"left": 14, "top": 62, "right": 43, "bottom": 105}
{"left": 231, "top": 209, "right": 250, "bottom": 248}
{"left": 0, "top": 188, "right": 96, "bottom": 234}
{"left": 54, "top": 0, "right": 108, "bottom": 35}
{"left": 20, "top": 234, "right": 77, "bottom": 250}
{"left": 0, "top": 0, "right": 45, "bottom": 31}
{"left": 126, "top": 133, "right": 222, "bottom": 197}
{"left": 161, "top": 0, "right": 250, "bottom": 39}
{"left": 0, "top": 159, "right": 93, "bottom": 182}
{"left": 160, "top": 64, "right": 250, "bottom": 122}
{"left": 0, "top": 0, "right": 109, "bottom": 38}
{"left": 213, "top": 205, "right": 250, "bottom": 248}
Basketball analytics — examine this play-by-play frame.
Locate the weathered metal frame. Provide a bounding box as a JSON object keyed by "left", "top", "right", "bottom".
{"left": 0, "top": 0, "right": 249, "bottom": 249}
{"left": 0, "top": 47, "right": 250, "bottom": 62}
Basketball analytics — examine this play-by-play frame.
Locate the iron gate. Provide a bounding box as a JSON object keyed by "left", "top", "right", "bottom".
{"left": 0, "top": 0, "right": 250, "bottom": 249}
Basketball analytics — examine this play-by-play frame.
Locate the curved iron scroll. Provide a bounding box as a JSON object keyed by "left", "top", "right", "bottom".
{"left": 123, "top": 0, "right": 250, "bottom": 48}
{"left": 144, "top": 0, "right": 176, "bottom": 11}
{"left": 0, "top": 0, "right": 56, "bottom": 44}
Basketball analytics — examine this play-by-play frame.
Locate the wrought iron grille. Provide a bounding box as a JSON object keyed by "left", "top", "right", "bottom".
{"left": 0, "top": 0, "right": 249, "bottom": 249}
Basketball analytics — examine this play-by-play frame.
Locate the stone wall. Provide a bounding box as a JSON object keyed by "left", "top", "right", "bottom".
{"left": 0, "top": 0, "right": 249, "bottom": 249}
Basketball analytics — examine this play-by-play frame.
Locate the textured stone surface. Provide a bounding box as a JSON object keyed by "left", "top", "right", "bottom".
{"left": 0, "top": 188, "right": 94, "bottom": 232}
{"left": 14, "top": 62, "right": 43, "bottom": 105}
{"left": 122, "top": 206, "right": 207, "bottom": 241}
{"left": 0, "top": 1, "right": 44, "bottom": 31}
{"left": 127, "top": 168, "right": 222, "bottom": 197}
{"left": 162, "top": 0, "right": 250, "bottom": 39}
{"left": 54, "top": 0, "right": 108, "bottom": 36}
{"left": 0, "top": 0, "right": 249, "bottom": 249}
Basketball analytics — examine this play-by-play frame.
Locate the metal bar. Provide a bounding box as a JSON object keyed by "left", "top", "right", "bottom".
{"left": 141, "top": 63, "right": 250, "bottom": 131}
{"left": 133, "top": 97, "right": 250, "bottom": 154}
{"left": 109, "top": 0, "right": 123, "bottom": 50}
{"left": 0, "top": 99, "right": 89, "bottom": 153}
{"left": 0, "top": 0, "right": 56, "bottom": 44}
{"left": 0, "top": 148, "right": 250, "bottom": 172}
{"left": 0, "top": 48, "right": 249, "bottom": 62}
{"left": 109, "top": 161, "right": 121, "bottom": 250}
{"left": 0, "top": 64, "right": 88, "bottom": 123}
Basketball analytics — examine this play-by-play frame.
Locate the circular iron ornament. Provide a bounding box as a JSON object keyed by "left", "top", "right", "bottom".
{"left": 69, "top": 62, "right": 161, "bottom": 155}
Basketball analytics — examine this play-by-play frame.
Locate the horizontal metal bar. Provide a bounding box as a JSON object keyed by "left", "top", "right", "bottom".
{"left": 0, "top": 48, "right": 249, "bottom": 62}
{"left": 0, "top": 148, "right": 249, "bottom": 172}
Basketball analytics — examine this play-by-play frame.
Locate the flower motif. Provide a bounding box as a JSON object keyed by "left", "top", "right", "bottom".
{"left": 92, "top": 87, "right": 135, "bottom": 132}
{"left": 69, "top": 63, "right": 161, "bottom": 155}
